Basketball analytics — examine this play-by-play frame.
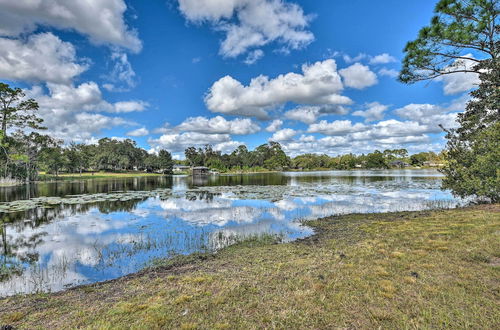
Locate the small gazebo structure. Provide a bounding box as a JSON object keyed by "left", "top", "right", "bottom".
{"left": 192, "top": 166, "right": 209, "bottom": 176}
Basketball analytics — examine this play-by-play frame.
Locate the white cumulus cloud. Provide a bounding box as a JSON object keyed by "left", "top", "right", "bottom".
{"left": 352, "top": 102, "right": 388, "bottom": 122}
{"left": 149, "top": 132, "right": 237, "bottom": 153}
{"left": 213, "top": 141, "right": 244, "bottom": 154}
{"left": 244, "top": 49, "right": 264, "bottom": 65}
{"left": 0, "top": 33, "right": 88, "bottom": 84}
{"left": 28, "top": 82, "right": 148, "bottom": 114}
{"left": 284, "top": 105, "right": 349, "bottom": 124}
{"left": 285, "top": 106, "right": 321, "bottom": 124}
{"left": 48, "top": 112, "right": 133, "bottom": 144}
{"left": 126, "top": 127, "right": 149, "bottom": 137}
{"left": 205, "top": 59, "right": 351, "bottom": 119}
{"left": 394, "top": 103, "right": 458, "bottom": 130}
{"left": 350, "top": 119, "right": 439, "bottom": 141}
{"left": 177, "top": 0, "right": 314, "bottom": 58}
{"left": 308, "top": 120, "right": 365, "bottom": 136}
{"left": 342, "top": 53, "right": 368, "bottom": 63}
{"left": 265, "top": 119, "right": 283, "bottom": 132}
{"left": 0, "top": 0, "right": 141, "bottom": 52}
{"left": 113, "top": 101, "right": 149, "bottom": 113}
{"left": 339, "top": 63, "right": 378, "bottom": 89}
{"left": 176, "top": 116, "right": 260, "bottom": 135}
{"left": 24, "top": 82, "right": 145, "bottom": 143}
{"left": 270, "top": 128, "right": 297, "bottom": 141}
{"left": 369, "top": 53, "right": 397, "bottom": 64}
{"left": 378, "top": 68, "right": 399, "bottom": 78}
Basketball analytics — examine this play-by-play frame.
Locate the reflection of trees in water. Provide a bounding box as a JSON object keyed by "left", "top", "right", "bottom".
{"left": 287, "top": 175, "right": 402, "bottom": 185}
{"left": 199, "top": 173, "right": 288, "bottom": 187}
{"left": 1, "top": 220, "right": 38, "bottom": 282}
{"left": 0, "top": 176, "right": 174, "bottom": 202}
{"left": 0, "top": 197, "right": 146, "bottom": 281}
{"left": 193, "top": 173, "right": 414, "bottom": 187}
{"left": 0, "top": 173, "right": 440, "bottom": 203}
{"left": 184, "top": 191, "right": 219, "bottom": 202}
{"left": 2, "top": 198, "right": 145, "bottom": 227}
{"left": 94, "top": 199, "right": 146, "bottom": 214}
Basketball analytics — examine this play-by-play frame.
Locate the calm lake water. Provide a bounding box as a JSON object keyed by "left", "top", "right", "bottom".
{"left": 0, "top": 170, "right": 462, "bottom": 297}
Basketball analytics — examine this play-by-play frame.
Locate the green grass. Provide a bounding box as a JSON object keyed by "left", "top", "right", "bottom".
{"left": 0, "top": 205, "right": 499, "bottom": 329}
{"left": 38, "top": 171, "right": 163, "bottom": 181}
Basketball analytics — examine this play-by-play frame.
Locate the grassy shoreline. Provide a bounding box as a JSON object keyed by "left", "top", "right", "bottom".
{"left": 1, "top": 205, "right": 499, "bottom": 328}
{"left": 37, "top": 171, "right": 164, "bottom": 182}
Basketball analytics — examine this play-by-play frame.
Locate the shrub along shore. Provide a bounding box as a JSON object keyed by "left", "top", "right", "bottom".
{"left": 1, "top": 205, "right": 499, "bottom": 328}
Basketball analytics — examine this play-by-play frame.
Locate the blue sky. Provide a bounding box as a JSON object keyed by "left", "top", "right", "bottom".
{"left": 0, "top": 0, "right": 479, "bottom": 158}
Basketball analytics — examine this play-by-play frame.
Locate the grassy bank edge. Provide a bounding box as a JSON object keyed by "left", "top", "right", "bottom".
{"left": 1, "top": 205, "right": 499, "bottom": 329}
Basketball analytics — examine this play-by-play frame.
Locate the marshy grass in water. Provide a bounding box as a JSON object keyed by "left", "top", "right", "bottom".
{"left": 146, "top": 232, "right": 285, "bottom": 270}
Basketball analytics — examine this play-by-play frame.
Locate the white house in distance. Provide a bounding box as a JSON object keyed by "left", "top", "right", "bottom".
{"left": 173, "top": 165, "right": 190, "bottom": 173}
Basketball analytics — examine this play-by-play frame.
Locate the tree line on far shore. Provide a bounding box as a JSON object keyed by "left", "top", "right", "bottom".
{"left": 184, "top": 143, "right": 444, "bottom": 171}
{"left": 0, "top": 114, "right": 174, "bottom": 182}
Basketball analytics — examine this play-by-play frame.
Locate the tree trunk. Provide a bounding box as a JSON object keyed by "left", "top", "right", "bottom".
{"left": 1, "top": 223, "right": 7, "bottom": 256}
{"left": 25, "top": 162, "right": 29, "bottom": 184}
{"left": 1, "top": 108, "right": 7, "bottom": 135}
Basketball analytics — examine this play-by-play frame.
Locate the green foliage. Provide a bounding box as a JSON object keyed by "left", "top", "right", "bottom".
{"left": 292, "top": 154, "right": 331, "bottom": 169}
{"left": 441, "top": 59, "right": 500, "bottom": 202}
{"left": 64, "top": 143, "right": 91, "bottom": 174}
{"left": 185, "top": 146, "right": 208, "bottom": 167}
{"left": 289, "top": 149, "right": 445, "bottom": 171}
{"left": 401, "top": 1, "right": 499, "bottom": 202}
{"left": 400, "top": 0, "right": 498, "bottom": 83}
{"left": 454, "top": 59, "right": 500, "bottom": 140}
{"left": 68, "top": 139, "right": 174, "bottom": 174}
{"left": 0, "top": 131, "right": 57, "bottom": 182}
{"left": 0, "top": 83, "right": 45, "bottom": 133}
{"left": 184, "top": 142, "right": 291, "bottom": 171}
{"left": 337, "top": 153, "right": 357, "bottom": 170}
{"left": 410, "top": 151, "right": 443, "bottom": 166}
{"left": 383, "top": 149, "right": 408, "bottom": 161}
{"left": 0, "top": 83, "right": 53, "bottom": 182}
{"left": 158, "top": 150, "right": 174, "bottom": 174}
{"left": 441, "top": 122, "right": 499, "bottom": 202}
{"left": 39, "top": 147, "right": 66, "bottom": 176}
{"left": 93, "top": 138, "right": 143, "bottom": 171}
{"left": 364, "top": 150, "right": 389, "bottom": 169}
{"left": 260, "top": 141, "right": 291, "bottom": 170}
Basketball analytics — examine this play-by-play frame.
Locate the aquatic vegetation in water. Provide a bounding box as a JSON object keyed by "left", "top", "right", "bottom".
{"left": 0, "top": 189, "right": 173, "bottom": 213}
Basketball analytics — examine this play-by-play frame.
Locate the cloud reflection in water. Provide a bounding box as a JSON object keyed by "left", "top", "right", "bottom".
{"left": 0, "top": 170, "right": 461, "bottom": 296}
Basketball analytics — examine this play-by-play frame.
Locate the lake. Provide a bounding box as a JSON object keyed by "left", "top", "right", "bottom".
{"left": 0, "top": 170, "right": 462, "bottom": 297}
